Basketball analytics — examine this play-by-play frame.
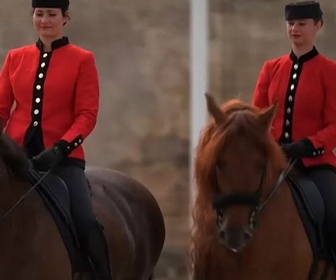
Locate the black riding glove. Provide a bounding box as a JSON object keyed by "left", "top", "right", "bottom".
{"left": 281, "top": 138, "right": 316, "bottom": 159}
{"left": 32, "top": 141, "right": 68, "bottom": 171}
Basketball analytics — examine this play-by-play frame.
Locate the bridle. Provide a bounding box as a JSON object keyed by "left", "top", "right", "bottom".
{"left": 212, "top": 159, "right": 297, "bottom": 232}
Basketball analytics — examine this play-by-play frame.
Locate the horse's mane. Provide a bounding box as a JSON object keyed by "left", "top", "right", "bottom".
{"left": 189, "top": 99, "right": 287, "bottom": 273}
{"left": 0, "top": 133, "right": 30, "bottom": 180}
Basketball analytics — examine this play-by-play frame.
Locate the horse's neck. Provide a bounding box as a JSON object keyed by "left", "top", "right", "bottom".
{"left": 256, "top": 179, "right": 307, "bottom": 250}
{"left": 262, "top": 166, "right": 297, "bottom": 220}
{"left": 0, "top": 175, "right": 30, "bottom": 215}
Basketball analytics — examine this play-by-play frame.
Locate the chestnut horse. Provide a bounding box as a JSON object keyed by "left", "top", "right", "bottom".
{"left": 0, "top": 122, "right": 165, "bottom": 280}
{"left": 190, "top": 94, "right": 334, "bottom": 280}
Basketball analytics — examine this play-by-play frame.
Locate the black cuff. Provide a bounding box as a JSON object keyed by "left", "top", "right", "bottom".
{"left": 54, "top": 140, "right": 71, "bottom": 157}
{"left": 300, "top": 138, "right": 315, "bottom": 153}
{"left": 300, "top": 138, "right": 324, "bottom": 157}
{"left": 54, "top": 135, "right": 83, "bottom": 157}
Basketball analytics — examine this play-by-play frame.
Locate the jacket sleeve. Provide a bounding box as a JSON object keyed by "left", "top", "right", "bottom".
{"left": 59, "top": 51, "right": 99, "bottom": 151}
{"left": 252, "top": 61, "right": 270, "bottom": 109}
{"left": 0, "top": 51, "right": 14, "bottom": 127}
{"left": 307, "top": 61, "right": 336, "bottom": 152}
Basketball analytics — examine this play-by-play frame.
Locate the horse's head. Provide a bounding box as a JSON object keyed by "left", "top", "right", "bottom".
{"left": 194, "top": 94, "right": 285, "bottom": 253}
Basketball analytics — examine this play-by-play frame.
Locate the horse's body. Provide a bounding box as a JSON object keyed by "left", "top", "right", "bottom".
{"left": 0, "top": 130, "right": 165, "bottom": 280}
{"left": 190, "top": 94, "right": 334, "bottom": 280}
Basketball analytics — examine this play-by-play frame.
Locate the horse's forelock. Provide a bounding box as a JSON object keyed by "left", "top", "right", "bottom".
{"left": 228, "top": 110, "right": 265, "bottom": 139}
{"left": 0, "top": 134, "right": 30, "bottom": 180}
{"left": 194, "top": 109, "right": 249, "bottom": 189}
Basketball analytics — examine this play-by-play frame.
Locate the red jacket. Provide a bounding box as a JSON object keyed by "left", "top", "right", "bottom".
{"left": 0, "top": 37, "right": 99, "bottom": 161}
{"left": 253, "top": 47, "right": 336, "bottom": 168}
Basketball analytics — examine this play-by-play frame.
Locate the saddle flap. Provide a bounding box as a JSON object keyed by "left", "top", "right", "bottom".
{"left": 287, "top": 174, "right": 326, "bottom": 258}
{"left": 288, "top": 175, "right": 324, "bottom": 227}
{"left": 28, "top": 168, "right": 84, "bottom": 271}
{"left": 29, "top": 169, "right": 72, "bottom": 223}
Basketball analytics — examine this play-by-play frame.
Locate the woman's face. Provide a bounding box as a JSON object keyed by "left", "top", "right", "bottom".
{"left": 286, "top": 18, "right": 321, "bottom": 47}
{"left": 33, "top": 8, "right": 68, "bottom": 39}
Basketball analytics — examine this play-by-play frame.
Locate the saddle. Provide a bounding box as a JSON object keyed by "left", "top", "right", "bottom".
{"left": 28, "top": 168, "right": 90, "bottom": 275}
{"left": 287, "top": 174, "right": 334, "bottom": 277}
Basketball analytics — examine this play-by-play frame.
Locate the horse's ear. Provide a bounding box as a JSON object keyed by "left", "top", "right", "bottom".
{"left": 258, "top": 102, "right": 278, "bottom": 130}
{"left": 205, "top": 93, "right": 226, "bottom": 124}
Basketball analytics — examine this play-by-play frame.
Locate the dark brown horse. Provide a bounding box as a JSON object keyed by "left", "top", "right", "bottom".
{"left": 0, "top": 121, "right": 165, "bottom": 280}
{"left": 189, "top": 94, "right": 334, "bottom": 280}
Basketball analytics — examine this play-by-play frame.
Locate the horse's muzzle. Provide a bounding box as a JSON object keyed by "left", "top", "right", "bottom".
{"left": 219, "top": 227, "right": 253, "bottom": 253}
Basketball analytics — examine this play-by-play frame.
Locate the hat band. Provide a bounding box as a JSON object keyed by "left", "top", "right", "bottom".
{"left": 32, "top": 0, "right": 69, "bottom": 8}
{"left": 285, "top": 3, "right": 322, "bottom": 21}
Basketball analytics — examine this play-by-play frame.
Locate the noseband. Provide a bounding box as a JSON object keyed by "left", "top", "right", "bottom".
{"left": 213, "top": 159, "right": 296, "bottom": 231}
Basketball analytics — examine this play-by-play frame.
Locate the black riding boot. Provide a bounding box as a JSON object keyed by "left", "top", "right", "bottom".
{"left": 84, "top": 221, "right": 112, "bottom": 280}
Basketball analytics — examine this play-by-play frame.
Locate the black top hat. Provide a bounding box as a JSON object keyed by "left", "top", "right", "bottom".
{"left": 32, "top": 0, "right": 69, "bottom": 9}
{"left": 285, "top": 1, "right": 323, "bottom": 20}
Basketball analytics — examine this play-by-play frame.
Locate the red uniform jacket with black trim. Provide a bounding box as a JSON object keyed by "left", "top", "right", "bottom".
{"left": 252, "top": 47, "right": 336, "bottom": 168}
{"left": 0, "top": 37, "right": 99, "bottom": 162}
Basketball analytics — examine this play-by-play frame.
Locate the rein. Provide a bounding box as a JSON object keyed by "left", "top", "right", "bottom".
{"left": 0, "top": 164, "right": 53, "bottom": 224}
{"left": 248, "top": 158, "right": 297, "bottom": 227}
{"left": 257, "top": 158, "right": 297, "bottom": 212}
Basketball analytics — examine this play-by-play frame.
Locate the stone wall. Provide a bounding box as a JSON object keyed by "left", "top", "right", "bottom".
{"left": 1, "top": 1, "right": 336, "bottom": 279}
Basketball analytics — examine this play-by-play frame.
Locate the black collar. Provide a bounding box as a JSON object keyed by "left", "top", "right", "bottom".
{"left": 36, "top": 36, "right": 70, "bottom": 51}
{"left": 290, "top": 46, "right": 319, "bottom": 63}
